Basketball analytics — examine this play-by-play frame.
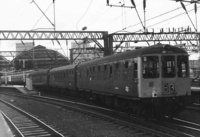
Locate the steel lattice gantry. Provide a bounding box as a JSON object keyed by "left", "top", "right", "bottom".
{"left": 0, "top": 30, "right": 110, "bottom": 55}
{"left": 109, "top": 32, "right": 200, "bottom": 42}
{"left": 1, "top": 31, "right": 200, "bottom": 56}
{"left": 0, "top": 31, "right": 108, "bottom": 40}
{"left": 108, "top": 32, "right": 200, "bottom": 53}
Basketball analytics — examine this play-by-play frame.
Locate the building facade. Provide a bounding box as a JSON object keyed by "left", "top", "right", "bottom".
{"left": 13, "top": 45, "right": 70, "bottom": 70}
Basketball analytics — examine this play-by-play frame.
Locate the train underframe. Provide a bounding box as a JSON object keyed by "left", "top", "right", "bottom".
{"left": 82, "top": 92, "right": 188, "bottom": 119}
{"left": 36, "top": 85, "right": 188, "bottom": 120}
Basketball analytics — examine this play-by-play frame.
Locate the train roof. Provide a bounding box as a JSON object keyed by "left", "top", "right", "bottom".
{"left": 50, "top": 64, "right": 77, "bottom": 72}
{"left": 78, "top": 44, "right": 188, "bottom": 67}
{"left": 29, "top": 69, "right": 50, "bottom": 75}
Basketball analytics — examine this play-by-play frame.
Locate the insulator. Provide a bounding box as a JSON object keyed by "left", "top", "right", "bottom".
{"left": 130, "top": 0, "right": 136, "bottom": 7}
{"left": 107, "top": 0, "right": 109, "bottom": 5}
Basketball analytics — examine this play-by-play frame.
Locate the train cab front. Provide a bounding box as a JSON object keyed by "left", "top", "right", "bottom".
{"left": 138, "top": 46, "right": 191, "bottom": 118}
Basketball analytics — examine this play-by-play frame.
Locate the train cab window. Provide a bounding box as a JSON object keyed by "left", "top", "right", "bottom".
{"left": 177, "top": 55, "right": 189, "bottom": 77}
{"left": 162, "top": 56, "right": 175, "bottom": 78}
{"left": 142, "top": 56, "right": 159, "bottom": 78}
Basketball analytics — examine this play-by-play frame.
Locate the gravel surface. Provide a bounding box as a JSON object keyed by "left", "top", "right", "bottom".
{"left": 0, "top": 95, "right": 150, "bottom": 137}
{"left": 177, "top": 109, "right": 200, "bottom": 124}
{"left": 1, "top": 93, "right": 199, "bottom": 137}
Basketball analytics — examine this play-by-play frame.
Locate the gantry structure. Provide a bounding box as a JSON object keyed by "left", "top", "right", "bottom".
{"left": 0, "top": 30, "right": 200, "bottom": 57}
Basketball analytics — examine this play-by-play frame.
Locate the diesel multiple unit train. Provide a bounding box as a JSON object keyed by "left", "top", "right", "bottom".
{"left": 0, "top": 44, "right": 191, "bottom": 118}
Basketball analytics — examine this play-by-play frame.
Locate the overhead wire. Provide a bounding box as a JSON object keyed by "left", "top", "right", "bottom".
{"left": 31, "top": 0, "right": 54, "bottom": 28}
{"left": 147, "top": 5, "right": 200, "bottom": 29}
{"left": 31, "top": 2, "right": 53, "bottom": 30}
{"left": 99, "top": 8, "right": 132, "bottom": 30}
{"left": 114, "top": 3, "right": 192, "bottom": 33}
{"left": 87, "top": 7, "right": 112, "bottom": 28}
{"left": 76, "top": 0, "right": 93, "bottom": 30}
{"left": 180, "top": 2, "right": 197, "bottom": 31}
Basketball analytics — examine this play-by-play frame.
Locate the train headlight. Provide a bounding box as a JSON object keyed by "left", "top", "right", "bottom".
{"left": 152, "top": 87, "right": 157, "bottom": 97}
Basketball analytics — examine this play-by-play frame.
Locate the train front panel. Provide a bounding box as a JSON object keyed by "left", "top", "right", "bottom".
{"left": 138, "top": 53, "right": 191, "bottom": 98}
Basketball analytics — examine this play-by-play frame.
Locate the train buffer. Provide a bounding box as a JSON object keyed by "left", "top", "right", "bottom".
{"left": 0, "top": 112, "right": 13, "bottom": 137}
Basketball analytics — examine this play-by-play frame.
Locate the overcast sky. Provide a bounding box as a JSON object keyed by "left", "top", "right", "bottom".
{"left": 0, "top": 0, "right": 199, "bottom": 59}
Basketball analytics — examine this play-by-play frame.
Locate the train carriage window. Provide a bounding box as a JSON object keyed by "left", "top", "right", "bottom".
{"left": 109, "top": 65, "right": 113, "bottom": 79}
{"left": 125, "top": 61, "right": 129, "bottom": 69}
{"left": 98, "top": 65, "right": 101, "bottom": 71}
{"left": 142, "top": 56, "right": 159, "bottom": 78}
{"left": 177, "top": 55, "right": 189, "bottom": 77}
{"left": 162, "top": 56, "right": 175, "bottom": 78}
{"left": 93, "top": 66, "right": 95, "bottom": 72}
{"left": 133, "top": 59, "right": 138, "bottom": 78}
{"left": 104, "top": 64, "right": 107, "bottom": 71}
{"left": 87, "top": 68, "right": 89, "bottom": 77}
{"left": 115, "top": 62, "right": 119, "bottom": 69}
{"left": 79, "top": 69, "right": 82, "bottom": 78}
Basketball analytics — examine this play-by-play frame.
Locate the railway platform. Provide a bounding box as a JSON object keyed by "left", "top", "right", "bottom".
{"left": 0, "top": 112, "right": 13, "bottom": 137}
{"left": 191, "top": 86, "right": 200, "bottom": 104}
{"left": 0, "top": 85, "right": 38, "bottom": 95}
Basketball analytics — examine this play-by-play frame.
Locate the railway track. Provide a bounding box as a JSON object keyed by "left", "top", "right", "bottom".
{"left": 1, "top": 91, "right": 198, "bottom": 137}
{"left": 0, "top": 99, "right": 65, "bottom": 137}
{"left": 186, "top": 103, "right": 200, "bottom": 112}
{"left": 151, "top": 117, "right": 200, "bottom": 137}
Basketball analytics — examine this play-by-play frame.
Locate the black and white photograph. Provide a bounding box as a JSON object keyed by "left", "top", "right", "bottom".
{"left": 0, "top": 0, "right": 200, "bottom": 137}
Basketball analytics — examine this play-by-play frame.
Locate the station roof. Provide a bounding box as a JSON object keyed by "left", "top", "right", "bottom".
{"left": 0, "top": 55, "right": 12, "bottom": 70}
{"left": 12, "top": 45, "right": 70, "bottom": 69}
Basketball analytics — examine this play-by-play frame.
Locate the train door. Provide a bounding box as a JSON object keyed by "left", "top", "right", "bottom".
{"left": 133, "top": 58, "right": 138, "bottom": 95}
{"left": 109, "top": 63, "right": 113, "bottom": 92}
{"left": 123, "top": 58, "right": 138, "bottom": 96}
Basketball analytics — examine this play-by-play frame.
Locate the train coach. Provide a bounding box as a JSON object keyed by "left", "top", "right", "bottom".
{"left": 28, "top": 43, "right": 191, "bottom": 118}
{"left": 29, "top": 69, "right": 50, "bottom": 91}
{"left": 48, "top": 64, "right": 77, "bottom": 91}
{"left": 0, "top": 72, "right": 27, "bottom": 86}
{"left": 76, "top": 43, "right": 191, "bottom": 118}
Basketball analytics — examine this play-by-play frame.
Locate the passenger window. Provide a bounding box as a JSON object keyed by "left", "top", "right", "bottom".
{"left": 125, "top": 61, "right": 129, "bottom": 69}
{"left": 109, "top": 65, "right": 113, "bottom": 79}
{"left": 162, "top": 56, "right": 175, "bottom": 78}
{"left": 115, "top": 62, "right": 119, "bottom": 69}
{"left": 133, "top": 62, "right": 138, "bottom": 78}
{"left": 143, "top": 56, "right": 159, "bottom": 78}
{"left": 104, "top": 65, "right": 107, "bottom": 71}
{"left": 87, "top": 68, "right": 89, "bottom": 77}
{"left": 177, "top": 55, "right": 189, "bottom": 77}
{"left": 98, "top": 66, "right": 101, "bottom": 71}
